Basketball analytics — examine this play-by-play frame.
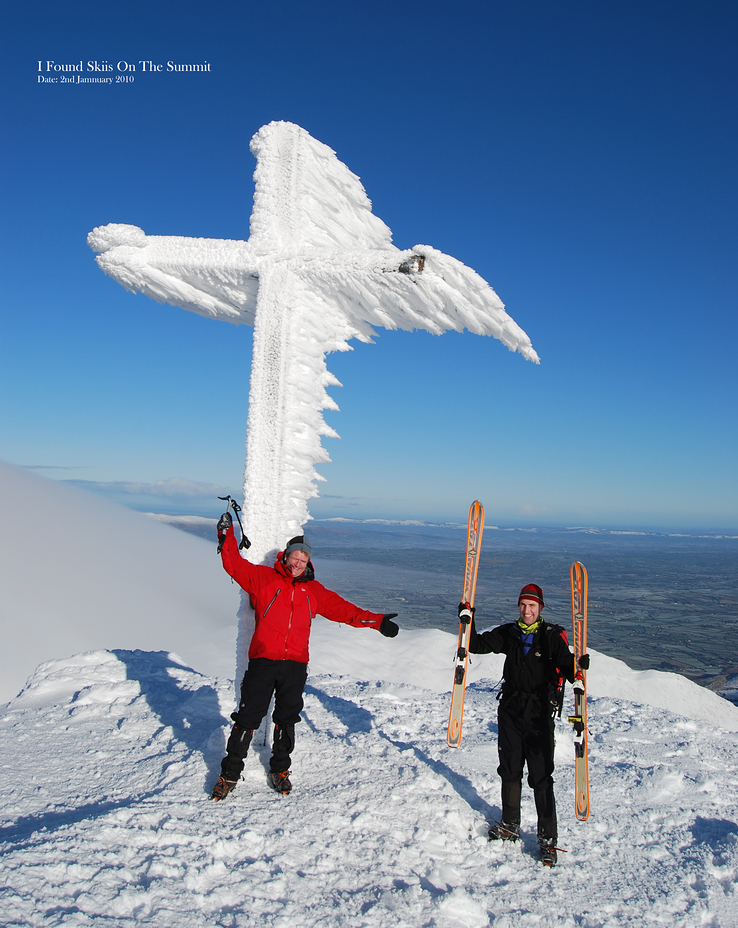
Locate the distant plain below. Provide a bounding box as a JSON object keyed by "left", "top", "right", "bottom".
{"left": 161, "top": 516, "right": 738, "bottom": 703}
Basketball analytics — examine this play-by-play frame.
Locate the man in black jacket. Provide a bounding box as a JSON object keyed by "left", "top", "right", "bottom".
{"left": 466, "top": 583, "right": 589, "bottom": 867}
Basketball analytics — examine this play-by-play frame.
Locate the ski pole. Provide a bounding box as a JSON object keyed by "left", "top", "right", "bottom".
{"left": 218, "top": 495, "right": 251, "bottom": 550}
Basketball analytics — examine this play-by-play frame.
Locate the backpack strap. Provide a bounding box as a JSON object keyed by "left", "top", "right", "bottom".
{"left": 542, "top": 623, "right": 567, "bottom": 718}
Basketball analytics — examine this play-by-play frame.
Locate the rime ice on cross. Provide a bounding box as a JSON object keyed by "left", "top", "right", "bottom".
{"left": 88, "top": 120, "right": 539, "bottom": 563}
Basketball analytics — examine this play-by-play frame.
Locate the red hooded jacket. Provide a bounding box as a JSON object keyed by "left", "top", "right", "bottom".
{"left": 220, "top": 527, "right": 384, "bottom": 663}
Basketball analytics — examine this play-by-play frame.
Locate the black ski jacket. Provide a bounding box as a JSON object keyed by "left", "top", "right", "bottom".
{"left": 469, "top": 619, "right": 576, "bottom": 711}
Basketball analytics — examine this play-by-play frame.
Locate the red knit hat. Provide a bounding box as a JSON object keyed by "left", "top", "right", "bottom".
{"left": 518, "top": 583, "right": 545, "bottom": 607}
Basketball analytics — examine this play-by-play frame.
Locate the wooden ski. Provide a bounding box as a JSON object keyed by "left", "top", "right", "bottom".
{"left": 447, "top": 501, "right": 484, "bottom": 748}
{"left": 569, "top": 560, "right": 590, "bottom": 820}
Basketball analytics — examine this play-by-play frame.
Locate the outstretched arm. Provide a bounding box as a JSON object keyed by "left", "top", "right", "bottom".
{"left": 315, "top": 585, "right": 395, "bottom": 633}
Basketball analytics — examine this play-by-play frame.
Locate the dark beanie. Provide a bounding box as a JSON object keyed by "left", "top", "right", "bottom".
{"left": 518, "top": 583, "right": 544, "bottom": 607}
{"left": 284, "top": 534, "right": 312, "bottom": 558}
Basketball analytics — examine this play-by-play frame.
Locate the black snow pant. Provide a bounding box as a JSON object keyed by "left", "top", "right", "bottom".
{"left": 496, "top": 694, "right": 557, "bottom": 842}
{"left": 220, "top": 658, "right": 308, "bottom": 780}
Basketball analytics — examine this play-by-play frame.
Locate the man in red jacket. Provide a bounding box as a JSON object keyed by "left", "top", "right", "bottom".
{"left": 211, "top": 513, "right": 399, "bottom": 800}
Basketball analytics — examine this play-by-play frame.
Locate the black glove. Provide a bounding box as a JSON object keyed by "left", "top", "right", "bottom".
{"left": 379, "top": 614, "right": 399, "bottom": 638}
{"left": 217, "top": 512, "right": 233, "bottom": 534}
{"left": 578, "top": 653, "right": 590, "bottom": 670}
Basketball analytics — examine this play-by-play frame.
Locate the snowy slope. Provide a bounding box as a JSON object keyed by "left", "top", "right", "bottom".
{"left": 0, "top": 461, "right": 239, "bottom": 702}
{"left": 1, "top": 641, "right": 737, "bottom": 928}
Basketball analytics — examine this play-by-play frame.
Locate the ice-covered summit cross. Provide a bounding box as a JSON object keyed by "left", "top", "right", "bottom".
{"left": 88, "top": 120, "right": 539, "bottom": 564}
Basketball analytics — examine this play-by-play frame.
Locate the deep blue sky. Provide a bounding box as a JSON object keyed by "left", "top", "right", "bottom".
{"left": 2, "top": 1, "right": 736, "bottom": 529}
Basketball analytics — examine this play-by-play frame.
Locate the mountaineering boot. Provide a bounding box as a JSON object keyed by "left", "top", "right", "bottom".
{"left": 488, "top": 821, "right": 520, "bottom": 842}
{"left": 490, "top": 781, "right": 521, "bottom": 840}
{"left": 539, "top": 838, "right": 558, "bottom": 867}
{"left": 267, "top": 770, "right": 292, "bottom": 794}
{"left": 211, "top": 776, "right": 238, "bottom": 801}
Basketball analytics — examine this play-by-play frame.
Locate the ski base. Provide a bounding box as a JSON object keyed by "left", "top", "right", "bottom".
{"left": 570, "top": 561, "right": 590, "bottom": 821}
{"left": 447, "top": 501, "right": 484, "bottom": 748}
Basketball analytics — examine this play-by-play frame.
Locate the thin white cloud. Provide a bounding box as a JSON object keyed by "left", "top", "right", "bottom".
{"left": 22, "top": 464, "right": 85, "bottom": 471}
{"left": 65, "top": 478, "right": 228, "bottom": 498}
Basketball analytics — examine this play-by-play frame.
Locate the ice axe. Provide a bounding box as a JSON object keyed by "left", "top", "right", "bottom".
{"left": 217, "top": 495, "right": 251, "bottom": 552}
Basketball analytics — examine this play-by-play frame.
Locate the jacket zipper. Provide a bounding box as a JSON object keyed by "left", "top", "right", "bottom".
{"left": 263, "top": 588, "right": 281, "bottom": 617}
{"left": 285, "top": 585, "right": 295, "bottom": 658}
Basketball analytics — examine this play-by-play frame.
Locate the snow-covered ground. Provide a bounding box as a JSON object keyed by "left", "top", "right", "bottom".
{"left": 2, "top": 633, "right": 738, "bottom": 927}
{"left": 2, "top": 464, "right": 738, "bottom": 926}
